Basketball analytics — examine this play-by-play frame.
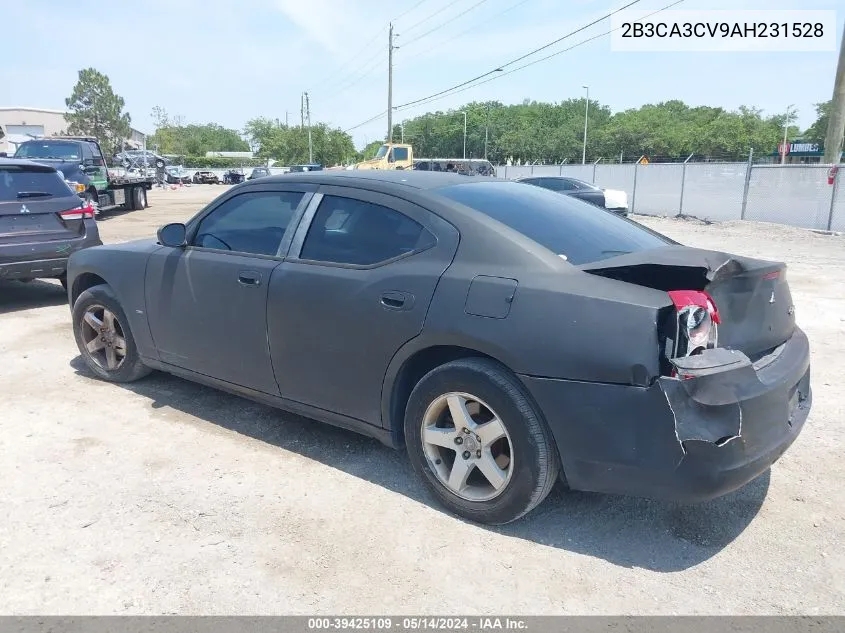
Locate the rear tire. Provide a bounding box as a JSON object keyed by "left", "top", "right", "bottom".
{"left": 404, "top": 357, "right": 560, "bottom": 525}
{"left": 132, "top": 185, "right": 147, "bottom": 210}
{"left": 72, "top": 284, "right": 152, "bottom": 383}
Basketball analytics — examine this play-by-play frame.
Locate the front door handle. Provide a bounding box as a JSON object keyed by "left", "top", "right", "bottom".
{"left": 238, "top": 270, "right": 261, "bottom": 286}
{"left": 381, "top": 290, "right": 414, "bottom": 310}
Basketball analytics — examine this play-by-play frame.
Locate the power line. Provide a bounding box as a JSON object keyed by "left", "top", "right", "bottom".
{"left": 346, "top": 110, "right": 390, "bottom": 133}
{"left": 402, "top": 0, "right": 492, "bottom": 47}
{"left": 394, "top": 0, "right": 430, "bottom": 22}
{"left": 306, "top": 1, "right": 431, "bottom": 95}
{"left": 344, "top": 0, "right": 685, "bottom": 137}
{"left": 395, "top": 0, "right": 644, "bottom": 111}
{"left": 396, "top": 0, "right": 686, "bottom": 111}
{"left": 401, "top": 0, "right": 462, "bottom": 35}
{"left": 415, "top": 0, "right": 534, "bottom": 52}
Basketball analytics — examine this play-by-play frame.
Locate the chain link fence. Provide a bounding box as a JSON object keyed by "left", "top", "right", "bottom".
{"left": 495, "top": 161, "right": 843, "bottom": 232}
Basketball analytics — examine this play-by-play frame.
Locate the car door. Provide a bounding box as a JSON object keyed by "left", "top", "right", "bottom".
{"left": 267, "top": 186, "right": 460, "bottom": 425}
{"left": 81, "top": 143, "right": 109, "bottom": 193}
{"left": 144, "top": 186, "right": 313, "bottom": 395}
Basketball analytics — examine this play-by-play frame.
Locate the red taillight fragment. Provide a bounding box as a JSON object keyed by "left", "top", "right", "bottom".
{"left": 668, "top": 290, "right": 720, "bottom": 324}
{"left": 59, "top": 204, "right": 95, "bottom": 221}
{"left": 763, "top": 271, "right": 780, "bottom": 280}
{"left": 667, "top": 289, "right": 720, "bottom": 359}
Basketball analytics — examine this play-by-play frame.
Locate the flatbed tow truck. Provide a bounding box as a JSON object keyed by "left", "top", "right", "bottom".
{"left": 11, "top": 136, "right": 155, "bottom": 214}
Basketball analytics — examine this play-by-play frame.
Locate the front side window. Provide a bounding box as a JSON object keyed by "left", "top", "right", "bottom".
{"left": 300, "top": 195, "right": 435, "bottom": 266}
{"left": 393, "top": 147, "right": 409, "bottom": 161}
{"left": 192, "top": 191, "right": 304, "bottom": 256}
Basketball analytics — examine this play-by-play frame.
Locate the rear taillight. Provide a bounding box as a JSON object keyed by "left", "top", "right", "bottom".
{"left": 59, "top": 204, "right": 95, "bottom": 221}
{"left": 667, "top": 290, "right": 720, "bottom": 358}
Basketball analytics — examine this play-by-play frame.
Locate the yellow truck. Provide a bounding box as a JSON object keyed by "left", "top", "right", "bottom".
{"left": 355, "top": 143, "right": 414, "bottom": 170}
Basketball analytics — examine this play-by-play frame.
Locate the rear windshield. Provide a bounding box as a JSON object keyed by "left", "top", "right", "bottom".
{"left": 0, "top": 166, "right": 72, "bottom": 201}
{"left": 15, "top": 141, "right": 81, "bottom": 160}
{"left": 436, "top": 181, "right": 672, "bottom": 265}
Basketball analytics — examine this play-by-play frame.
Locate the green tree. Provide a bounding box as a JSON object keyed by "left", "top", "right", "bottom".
{"left": 245, "top": 117, "right": 356, "bottom": 166}
{"left": 803, "top": 101, "right": 832, "bottom": 144}
{"left": 65, "top": 68, "right": 131, "bottom": 154}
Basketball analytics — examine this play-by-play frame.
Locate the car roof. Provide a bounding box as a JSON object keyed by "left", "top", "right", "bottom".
{"left": 263, "top": 170, "right": 490, "bottom": 190}
{"left": 0, "top": 157, "right": 59, "bottom": 171}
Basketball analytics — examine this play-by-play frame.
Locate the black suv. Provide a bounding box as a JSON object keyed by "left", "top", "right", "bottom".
{"left": 0, "top": 159, "right": 102, "bottom": 288}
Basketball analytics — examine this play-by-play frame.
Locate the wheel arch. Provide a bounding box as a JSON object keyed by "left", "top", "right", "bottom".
{"left": 71, "top": 271, "right": 109, "bottom": 306}
{"left": 382, "top": 337, "right": 519, "bottom": 448}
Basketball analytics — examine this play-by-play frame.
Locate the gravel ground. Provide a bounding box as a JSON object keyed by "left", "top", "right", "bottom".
{"left": 1, "top": 185, "right": 843, "bottom": 615}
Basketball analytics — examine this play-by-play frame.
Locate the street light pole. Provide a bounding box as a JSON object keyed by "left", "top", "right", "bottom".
{"left": 781, "top": 104, "right": 795, "bottom": 165}
{"left": 484, "top": 104, "right": 490, "bottom": 160}
{"left": 582, "top": 85, "right": 589, "bottom": 165}
{"left": 462, "top": 111, "right": 467, "bottom": 159}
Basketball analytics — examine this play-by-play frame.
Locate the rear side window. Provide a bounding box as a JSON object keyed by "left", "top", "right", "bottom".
{"left": 436, "top": 181, "right": 671, "bottom": 265}
{"left": 300, "top": 195, "right": 435, "bottom": 266}
{"left": 0, "top": 167, "right": 73, "bottom": 201}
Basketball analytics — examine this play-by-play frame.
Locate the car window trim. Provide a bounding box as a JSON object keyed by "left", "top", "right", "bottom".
{"left": 184, "top": 188, "right": 314, "bottom": 259}
{"left": 286, "top": 185, "right": 440, "bottom": 271}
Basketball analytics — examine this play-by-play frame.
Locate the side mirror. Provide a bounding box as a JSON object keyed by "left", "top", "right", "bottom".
{"left": 157, "top": 223, "right": 187, "bottom": 248}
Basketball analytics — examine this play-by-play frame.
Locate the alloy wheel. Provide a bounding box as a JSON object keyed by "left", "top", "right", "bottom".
{"left": 80, "top": 304, "right": 127, "bottom": 371}
{"left": 420, "top": 392, "right": 514, "bottom": 502}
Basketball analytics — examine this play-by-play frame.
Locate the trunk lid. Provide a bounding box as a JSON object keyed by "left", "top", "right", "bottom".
{"left": 580, "top": 246, "right": 796, "bottom": 359}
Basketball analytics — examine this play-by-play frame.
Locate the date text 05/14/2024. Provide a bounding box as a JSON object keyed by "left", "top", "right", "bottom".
{"left": 307, "top": 617, "right": 528, "bottom": 630}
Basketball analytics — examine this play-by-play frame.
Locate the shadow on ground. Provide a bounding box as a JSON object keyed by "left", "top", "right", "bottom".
{"left": 0, "top": 279, "right": 67, "bottom": 314}
{"left": 71, "top": 356, "right": 770, "bottom": 572}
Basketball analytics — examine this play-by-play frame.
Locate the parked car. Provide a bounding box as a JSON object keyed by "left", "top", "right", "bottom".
{"left": 518, "top": 176, "right": 628, "bottom": 215}
{"left": 1, "top": 158, "right": 101, "bottom": 288}
{"left": 248, "top": 167, "right": 271, "bottom": 180}
{"left": 414, "top": 159, "right": 496, "bottom": 177}
{"left": 222, "top": 169, "right": 245, "bottom": 185}
{"left": 66, "top": 172, "right": 811, "bottom": 525}
{"left": 193, "top": 170, "right": 220, "bottom": 185}
{"left": 164, "top": 166, "right": 191, "bottom": 185}
{"left": 114, "top": 150, "right": 168, "bottom": 170}
{"left": 288, "top": 164, "right": 323, "bottom": 172}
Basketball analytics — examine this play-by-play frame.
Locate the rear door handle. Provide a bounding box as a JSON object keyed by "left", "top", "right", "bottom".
{"left": 238, "top": 270, "right": 261, "bottom": 286}
{"left": 381, "top": 290, "right": 414, "bottom": 310}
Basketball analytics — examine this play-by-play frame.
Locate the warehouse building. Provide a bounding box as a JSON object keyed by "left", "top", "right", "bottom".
{"left": 0, "top": 106, "right": 147, "bottom": 154}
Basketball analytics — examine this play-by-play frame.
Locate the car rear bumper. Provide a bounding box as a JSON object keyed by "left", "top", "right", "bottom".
{"left": 0, "top": 234, "right": 102, "bottom": 280}
{"left": 519, "top": 326, "right": 811, "bottom": 503}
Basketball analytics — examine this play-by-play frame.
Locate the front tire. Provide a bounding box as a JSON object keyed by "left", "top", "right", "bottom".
{"left": 404, "top": 358, "right": 560, "bottom": 525}
{"left": 72, "top": 284, "right": 151, "bottom": 383}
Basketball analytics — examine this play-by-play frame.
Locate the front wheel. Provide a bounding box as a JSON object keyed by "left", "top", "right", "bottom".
{"left": 72, "top": 284, "right": 152, "bottom": 383}
{"left": 404, "top": 358, "right": 560, "bottom": 525}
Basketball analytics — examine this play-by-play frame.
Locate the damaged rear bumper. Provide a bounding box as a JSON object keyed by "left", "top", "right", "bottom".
{"left": 519, "top": 326, "right": 811, "bottom": 503}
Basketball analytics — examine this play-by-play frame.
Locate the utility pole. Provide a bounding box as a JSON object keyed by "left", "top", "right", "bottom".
{"left": 300, "top": 94, "right": 305, "bottom": 129}
{"left": 285, "top": 111, "right": 289, "bottom": 127}
{"left": 823, "top": 22, "right": 845, "bottom": 164}
{"left": 305, "top": 92, "right": 313, "bottom": 164}
{"left": 387, "top": 23, "right": 395, "bottom": 142}
{"left": 781, "top": 104, "right": 795, "bottom": 165}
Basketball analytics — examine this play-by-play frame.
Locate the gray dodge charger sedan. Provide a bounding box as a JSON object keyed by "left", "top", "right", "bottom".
{"left": 66, "top": 171, "right": 811, "bottom": 524}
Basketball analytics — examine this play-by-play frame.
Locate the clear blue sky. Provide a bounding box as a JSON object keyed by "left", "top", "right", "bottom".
{"left": 2, "top": 0, "right": 842, "bottom": 149}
